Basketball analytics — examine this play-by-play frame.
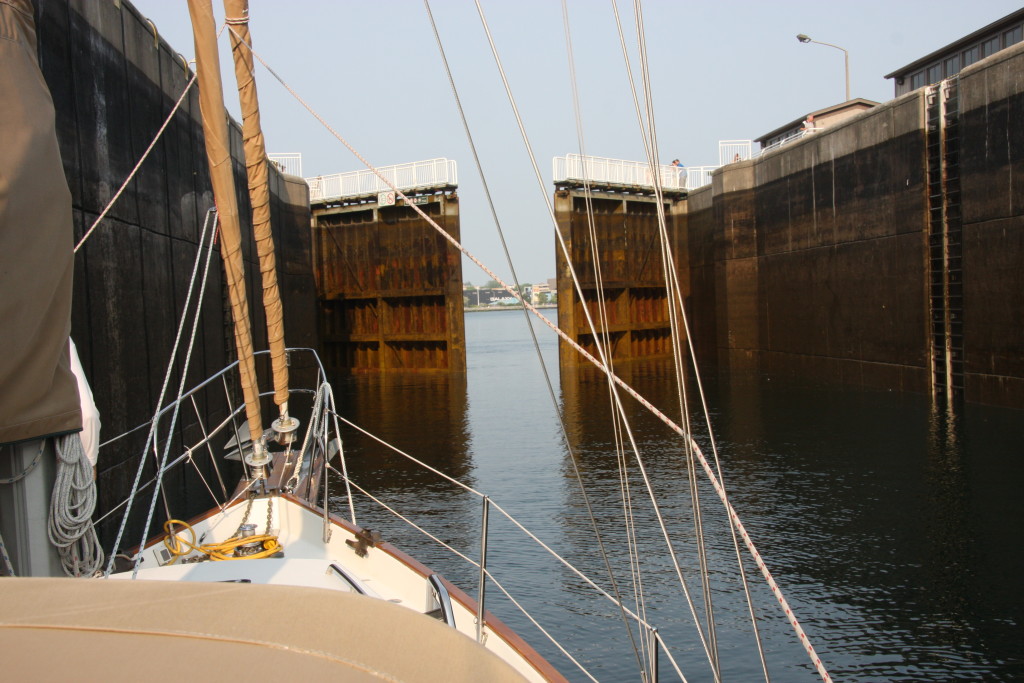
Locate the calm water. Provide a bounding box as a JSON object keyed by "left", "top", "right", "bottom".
{"left": 328, "top": 309, "right": 1024, "bottom": 682}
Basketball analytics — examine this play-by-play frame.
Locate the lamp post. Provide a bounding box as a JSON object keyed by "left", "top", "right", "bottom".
{"left": 797, "top": 34, "right": 850, "bottom": 102}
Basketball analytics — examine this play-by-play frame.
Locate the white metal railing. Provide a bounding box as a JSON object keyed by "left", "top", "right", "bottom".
{"left": 553, "top": 153, "right": 686, "bottom": 191}
{"left": 268, "top": 153, "right": 303, "bottom": 177}
{"left": 719, "top": 140, "right": 753, "bottom": 165}
{"left": 759, "top": 129, "right": 814, "bottom": 154}
{"left": 306, "top": 158, "right": 457, "bottom": 203}
{"left": 685, "top": 166, "right": 717, "bottom": 189}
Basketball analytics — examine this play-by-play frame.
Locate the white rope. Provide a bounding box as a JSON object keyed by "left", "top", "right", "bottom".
{"left": 104, "top": 208, "right": 218, "bottom": 577}
{"left": 245, "top": 32, "right": 830, "bottom": 683}
{"left": 75, "top": 73, "right": 198, "bottom": 253}
{"left": 49, "top": 434, "right": 103, "bottom": 576}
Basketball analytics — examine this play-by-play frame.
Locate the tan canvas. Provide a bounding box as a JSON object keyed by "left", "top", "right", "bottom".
{"left": 0, "top": 0, "right": 81, "bottom": 445}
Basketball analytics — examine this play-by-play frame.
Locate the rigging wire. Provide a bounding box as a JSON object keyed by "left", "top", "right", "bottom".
{"left": 242, "top": 29, "right": 832, "bottom": 683}
{"left": 470, "top": 0, "right": 721, "bottom": 673}
{"left": 628, "top": 0, "right": 721, "bottom": 673}
{"left": 422, "top": 1, "right": 647, "bottom": 675}
{"left": 609, "top": 0, "right": 771, "bottom": 676}
{"left": 103, "top": 207, "right": 219, "bottom": 577}
{"left": 560, "top": 0, "right": 653, "bottom": 674}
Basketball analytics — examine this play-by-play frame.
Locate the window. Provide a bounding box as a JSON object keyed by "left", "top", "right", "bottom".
{"left": 1005, "top": 25, "right": 1023, "bottom": 47}
{"left": 944, "top": 55, "right": 960, "bottom": 76}
{"left": 927, "top": 63, "right": 942, "bottom": 83}
{"left": 982, "top": 36, "right": 1000, "bottom": 57}
{"left": 911, "top": 71, "right": 927, "bottom": 89}
{"left": 962, "top": 45, "right": 980, "bottom": 66}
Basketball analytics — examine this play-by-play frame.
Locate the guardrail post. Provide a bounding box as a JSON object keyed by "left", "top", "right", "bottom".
{"left": 476, "top": 495, "right": 490, "bottom": 643}
{"left": 644, "top": 626, "right": 659, "bottom": 683}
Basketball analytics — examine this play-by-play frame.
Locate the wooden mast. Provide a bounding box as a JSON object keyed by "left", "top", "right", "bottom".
{"left": 186, "top": 0, "right": 267, "bottom": 468}
{"left": 223, "top": 0, "right": 293, "bottom": 429}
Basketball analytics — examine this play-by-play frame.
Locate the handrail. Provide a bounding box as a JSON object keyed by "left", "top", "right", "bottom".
{"left": 306, "top": 158, "right": 458, "bottom": 202}
{"left": 427, "top": 574, "right": 457, "bottom": 627}
{"left": 685, "top": 166, "right": 717, "bottom": 189}
{"left": 553, "top": 153, "right": 686, "bottom": 191}
{"left": 268, "top": 153, "right": 303, "bottom": 177}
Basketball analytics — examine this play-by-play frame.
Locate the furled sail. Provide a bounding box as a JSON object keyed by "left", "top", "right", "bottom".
{"left": 224, "top": 0, "right": 290, "bottom": 419}
{"left": 186, "top": 0, "right": 263, "bottom": 453}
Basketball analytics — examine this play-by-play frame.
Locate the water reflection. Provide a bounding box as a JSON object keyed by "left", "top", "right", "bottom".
{"left": 556, "top": 353, "right": 1024, "bottom": 681}
{"left": 324, "top": 310, "right": 1024, "bottom": 682}
{"left": 326, "top": 371, "right": 478, "bottom": 573}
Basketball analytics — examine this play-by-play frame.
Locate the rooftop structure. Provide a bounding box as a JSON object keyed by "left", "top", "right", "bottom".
{"left": 885, "top": 8, "right": 1024, "bottom": 96}
{"left": 754, "top": 98, "right": 880, "bottom": 150}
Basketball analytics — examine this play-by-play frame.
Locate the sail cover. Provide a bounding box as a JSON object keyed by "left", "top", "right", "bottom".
{"left": 0, "top": 0, "right": 81, "bottom": 445}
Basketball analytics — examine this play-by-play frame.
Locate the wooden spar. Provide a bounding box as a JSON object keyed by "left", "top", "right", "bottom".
{"left": 223, "top": 0, "right": 290, "bottom": 419}
{"left": 186, "top": 0, "right": 264, "bottom": 454}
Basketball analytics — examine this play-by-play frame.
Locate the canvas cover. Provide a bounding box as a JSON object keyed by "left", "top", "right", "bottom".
{"left": 0, "top": 0, "right": 81, "bottom": 445}
{"left": 0, "top": 578, "right": 530, "bottom": 681}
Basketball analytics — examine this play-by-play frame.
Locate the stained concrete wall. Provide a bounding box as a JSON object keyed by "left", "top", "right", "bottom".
{"left": 312, "top": 193, "right": 466, "bottom": 373}
{"left": 35, "top": 0, "right": 318, "bottom": 543}
{"left": 689, "top": 41, "right": 1024, "bottom": 408}
{"left": 958, "top": 44, "right": 1024, "bottom": 405}
{"left": 554, "top": 189, "right": 687, "bottom": 368}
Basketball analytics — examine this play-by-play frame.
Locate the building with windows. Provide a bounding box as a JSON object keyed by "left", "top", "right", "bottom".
{"left": 755, "top": 99, "right": 879, "bottom": 151}
{"left": 886, "top": 8, "right": 1024, "bottom": 96}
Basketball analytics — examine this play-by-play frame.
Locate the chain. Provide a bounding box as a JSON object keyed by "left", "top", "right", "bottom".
{"left": 266, "top": 497, "right": 273, "bottom": 535}
{"left": 234, "top": 491, "right": 256, "bottom": 538}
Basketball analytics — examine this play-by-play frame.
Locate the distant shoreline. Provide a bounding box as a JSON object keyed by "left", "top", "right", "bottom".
{"left": 465, "top": 304, "right": 557, "bottom": 313}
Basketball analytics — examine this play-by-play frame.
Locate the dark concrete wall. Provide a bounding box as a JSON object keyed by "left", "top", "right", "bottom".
{"left": 688, "top": 42, "right": 1024, "bottom": 408}
{"left": 35, "top": 0, "right": 318, "bottom": 543}
{"left": 958, "top": 45, "right": 1024, "bottom": 406}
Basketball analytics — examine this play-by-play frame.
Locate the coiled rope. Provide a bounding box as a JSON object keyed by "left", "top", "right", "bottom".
{"left": 161, "top": 519, "right": 281, "bottom": 562}
{"left": 48, "top": 433, "right": 104, "bottom": 576}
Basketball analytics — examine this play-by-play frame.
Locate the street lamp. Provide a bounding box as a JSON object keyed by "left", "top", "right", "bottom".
{"left": 797, "top": 33, "right": 850, "bottom": 102}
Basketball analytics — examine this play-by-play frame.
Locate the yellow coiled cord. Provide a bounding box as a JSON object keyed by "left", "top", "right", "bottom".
{"left": 162, "top": 519, "right": 282, "bottom": 562}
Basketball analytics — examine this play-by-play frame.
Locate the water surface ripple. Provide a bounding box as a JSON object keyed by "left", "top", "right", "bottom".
{"left": 329, "top": 310, "right": 1023, "bottom": 682}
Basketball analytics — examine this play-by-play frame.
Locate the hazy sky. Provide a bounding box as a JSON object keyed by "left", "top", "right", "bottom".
{"left": 132, "top": 1, "right": 1022, "bottom": 284}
